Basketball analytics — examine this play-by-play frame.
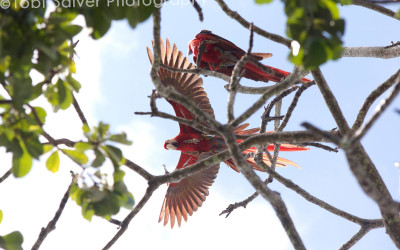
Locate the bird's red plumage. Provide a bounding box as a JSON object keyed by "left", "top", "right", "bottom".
{"left": 189, "top": 30, "right": 311, "bottom": 83}
{"left": 147, "top": 38, "right": 309, "bottom": 228}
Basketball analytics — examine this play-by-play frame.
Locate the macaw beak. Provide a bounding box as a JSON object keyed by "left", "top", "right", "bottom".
{"left": 165, "top": 141, "right": 178, "bottom": 150}
{"left": 188, "top": 39, "right": 195, "bottom": 56}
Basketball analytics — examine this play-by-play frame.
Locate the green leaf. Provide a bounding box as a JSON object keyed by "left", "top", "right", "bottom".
{"left": 338, "top": 0, "right": 352, "bottom": 5}
{"left": 82, "top": 203, "right": 95, "bottom": 221}
{"left": 46, "top": 151, "right": 60, "bottom": 173}
{"left": 62, "top": 149, "right": 88, "bottom": 165}
{"left": 284, "top": 0, "right": 344, "bottom": 68}
{"left": 30, "top": 107, "right": 47, "bottom": 124}
{"left": 108, "top": 132, "right": 132, "bottom": 145}
{"left": 102, "top": 145, "right": 123, "bottom": 168}
{"left": 0, "top": 231, "right": 23, "bottom": 250}
{"left": 0, "top": 135, "right": 23, "bottom": 158}
{"left": 12, "top": 147, "right": 33, "bottom": 178}
{"left": 92, "top": 149, "right": 106, "bottom": 168}
{"left": 62, "top": 24, "right": 83, "bottom": 37}
{"left": 86, "top": 9, "right": 112, "bottom": 39}
{"left": 0, "top": 210, "right": 3, "bottom": 224}
{"left": 97, "top": 122, "right": 110, "bottom": 138}
{"left": 10, "top": 76, "right": 33, "bottom": 110}
{"left": 74, "top": 142, "right": 93, "bottom": 152}
{"left": 255, "top": 0, "right": 273, "bottom": 4}
{"left": 127, "top": 4, "right": 156, "bottom": 29}
{"left": 21, "top": 134, "right": 43, "bottom": 159}
{"left": 43, "top": 144, "right": 54, "bottom": 154}
{"left": 82, "top": 124, "right": 90, "bottom": 134}
{"left": 57, "top": 79, "right": 73, "bottom": 110}
{"left": 66, "top": 75, "right": 81, "bottom": 92}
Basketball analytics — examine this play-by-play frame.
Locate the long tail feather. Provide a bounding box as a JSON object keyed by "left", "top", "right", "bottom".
{"left": 244, "top": 62, "right": 311, "bottom": 83}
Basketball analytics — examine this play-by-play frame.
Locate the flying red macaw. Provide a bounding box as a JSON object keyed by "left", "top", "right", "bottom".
{"left": 188, "top": 30, "right": 311, "bottom": 83}
{"left": 147, "top": 38, "right": 308, "bottom": 228}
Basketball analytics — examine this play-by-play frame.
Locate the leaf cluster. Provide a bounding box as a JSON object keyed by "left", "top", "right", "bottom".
{"left": 256, "top": 0, "right": 346, "bottom": 68}
{"left": 0, "top": 0, "right": 156, "bottom": 240}
{"left": 67, "top": 122, "right": 134, "bottom": 221}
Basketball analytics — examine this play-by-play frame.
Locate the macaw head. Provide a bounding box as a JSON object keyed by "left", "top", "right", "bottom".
{"left": 188, "top": 39, "right": 196, "bottom": 56}
{"left": 164, "top": 139, "right": 179, "bottom": 150}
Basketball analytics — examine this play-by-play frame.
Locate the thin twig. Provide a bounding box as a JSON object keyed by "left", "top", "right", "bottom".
{"left": 227, "top": 84, "right": 274, "bottom": 94}
{"left": 261, "top": 86, "right": 299, "bottom": 132}
{"left": 0, "top": 167, "right": 13, "bottom": 183}
{"left": 102, "top": 185, "right": 157, "bottom": 250}
{"left": 352, "top": 69, "right": 400, "bottom": 131}
{"left": 277, "top": 81, "right": 315, "bottom": 132}
{"left": 312, "top": 68, "right": 351, "bottom": 135}
{"left": 124, "top": 159, "right": 153, "bottom": 181}
{"left": 135, "top": 90, "right": 216, "bottom": 135}
{"left": 31, "top": 180, "right": 72, "bottom": 250}
{"left": 295, "top": 142, "right": 338, "bottom": 152}
{"left": 219, "top": 192, "right": 258, "bottom": 218}
{"left": 0, "top": 100, "right": 12, "bottom": 104}
{"left": 352, "top": 81, "right": 400, "bottom": 142}
{"left": 72, "top": 94, "right": 89, "bottom": 127}
{"left": 214, "top": 0, "right": 292, "bottom": 47}
{"left": 222, "top": 130, "right": 306, "bottom": 250}
{"left": 108, "top": 218, "right": 122, "bottom": 227}
{"left": 44, "top": 138, "right": 76, "bottom": 147}
{"left": 352, "top": 0, "right": 400, "bottom": 21}
{"left": 190, "top": 0, "right": 204, "bottom": 21}
{"left": 27, "top": 104, "right": 60, "bottom": 148}
{"left": 230, "top": 67, "right": 309, "bottom": 127}
{"left": 339, "top": 226, "right": 372, "bottom": 250}
{"left": 227, "top": 23, "right": 255, "bottom": 122}
{"left": 301, "top": 122, "right": 341, "bottom": 144}
{"left": 256, "top": 160, "right": 384, "bottom": 227}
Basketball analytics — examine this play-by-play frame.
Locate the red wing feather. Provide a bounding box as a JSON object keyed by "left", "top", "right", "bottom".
{"left": 196, "top": 30, "right": 246, "bottom": 60}
{"left": 147, "top": 38, "right": 214, "bottom": 134}
{"left": 158, "top": 153, "right": 219, "bottom": 228}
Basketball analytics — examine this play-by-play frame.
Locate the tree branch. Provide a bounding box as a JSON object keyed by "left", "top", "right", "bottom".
{"left": 190, "top": 0, "right": 203, "bottom": 22}
{"left": 227, "top": 23, "right": 254, "bottom": 122}
{"left": 214, "top": 0, "right": 292, "bottom": 47}
{"left": 31, "top": 179, "right": 72, "bottom": 250}
{"left": 339, "top": 226, "right": 373, "bottom": 250}
{"left": 135, "top": 90, "right": 217, "bottom": 135}
{"left": 72, "top": 94, "right": 89, "bottom": 127}
{"left": 0, "top": 167, "right": 13, "bottom": 183}
{"left": 352, "top": 0, "right": 400, "bottom": 21}
{"left": 352, "top": 80, "right": 400, "bottom": 142}
{"left": 352, "top": 68, "right": 400, "bottom": 131}
{"left": 342, "top": 45, "right": 400, "bottom": 59}
{"left": 230, "top": 67, "right": 309, "bottom": 127}
{"left": 102, "top": 185, "right": 157, "bottom": 250}
{"left": 221, "top": 129, "right": 306, "bottom": 250}
{"left": 124, "top": 159, "right": 154, "bottom": 181}
{"left": 312, "top": 68, "right": 351, "bottom": 135}
{"left": 277, "top": 81, "right": 315, "bottom": 132}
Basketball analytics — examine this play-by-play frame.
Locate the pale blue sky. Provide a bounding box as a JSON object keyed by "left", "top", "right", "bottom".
{"left": 1, "top": 1, "right": 400, "bottom": 249}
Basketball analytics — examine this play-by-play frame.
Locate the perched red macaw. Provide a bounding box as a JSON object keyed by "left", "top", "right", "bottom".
{"left": 147, "top": 38, "right": 309, "bottom": 228}
{"left": 188, "top": 30, "right": 311, "bottom": 83}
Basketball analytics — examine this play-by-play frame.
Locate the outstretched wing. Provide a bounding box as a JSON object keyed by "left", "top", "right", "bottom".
{"left": 148, "top": 39, "right": 220, "bottom": 228}
{"left": 158, "top": 153, "right": 220, "bottom": 228}
{"left": 147, "top": 38, "right": 214, "bottom": 134}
